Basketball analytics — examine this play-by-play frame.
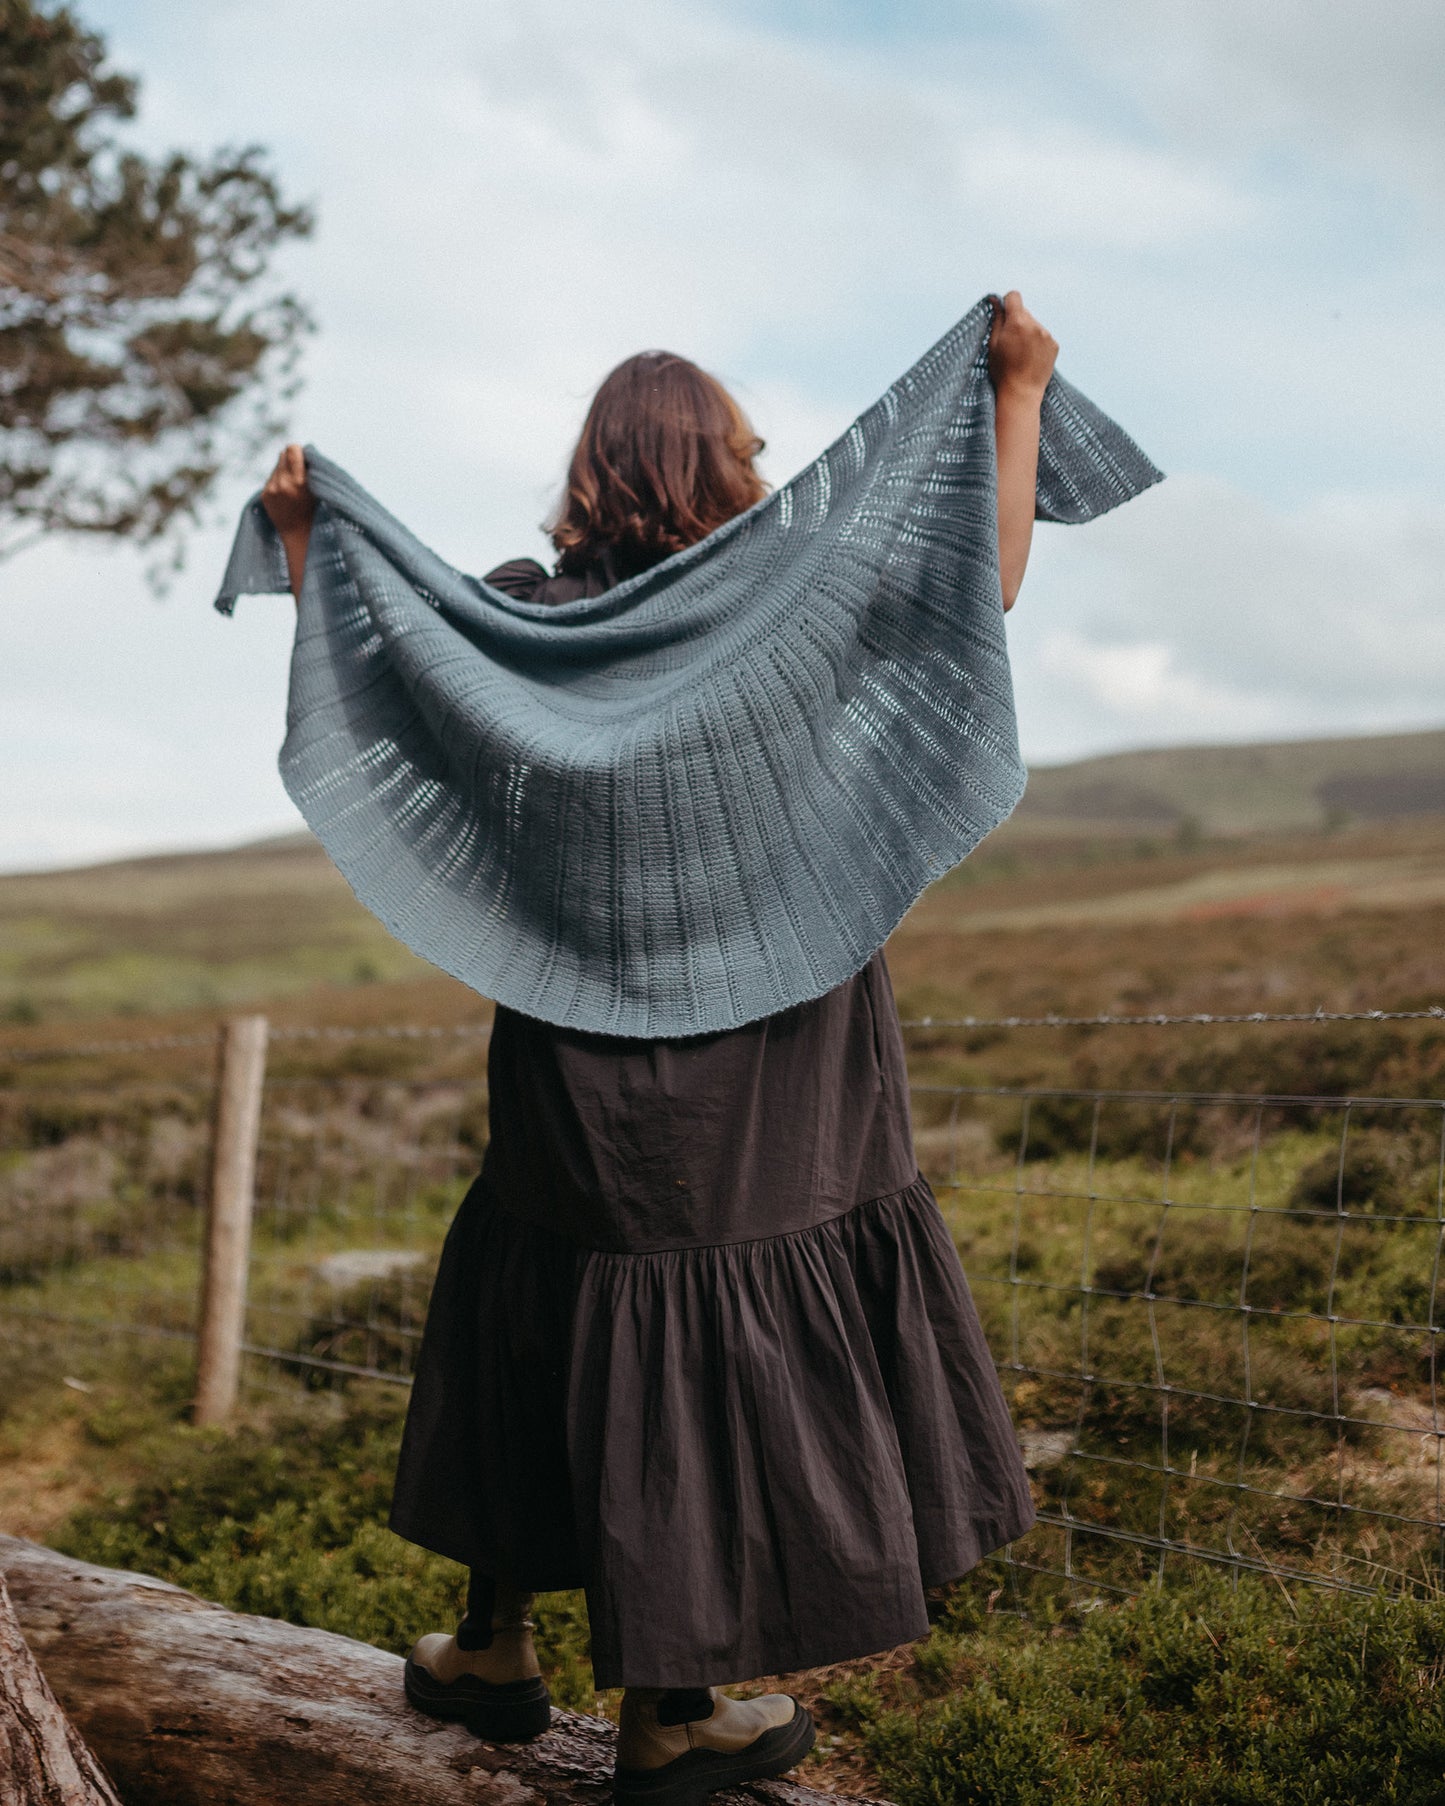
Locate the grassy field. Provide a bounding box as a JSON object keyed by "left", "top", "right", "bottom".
{"left": 8, "top": 1080, "right": 1442, "bottom": 1588}
{"left": 1008, "top": 726, "right": 1445, "bottom": 839}
{"left": 6, "top": 1335, "right": 1445, "bottom": 1805}
{"left": 0, "top": 835, "right": 433, "bottom": 1024}
{"left": 14, "top": 812, "right": 1445, "bottom": 1109}
{"left": 3, "top": 733, "right": 1445, "bottom": 1800}
{"left": 2, "top": 726, "right": 1444, "bottom": 1037}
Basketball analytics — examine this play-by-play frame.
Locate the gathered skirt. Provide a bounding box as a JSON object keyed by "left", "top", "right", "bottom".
{"left": 389, "top": 1162, "right": 1035, "bottom": 1686}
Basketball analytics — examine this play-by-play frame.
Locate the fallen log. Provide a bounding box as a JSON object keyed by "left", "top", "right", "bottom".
{"left": 1, "top": 1538, "right": 890, "bottom": 1806}
{"left": 0, "top": 1569, "right": 123, "bottom": 1806}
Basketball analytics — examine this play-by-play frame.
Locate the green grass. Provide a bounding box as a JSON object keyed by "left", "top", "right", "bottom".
{"left": 8, "top": 1089, "right": 1444, "bottom": 1599}
{"left": 37, "top": 1359, "right": 1445, "bottom": 1800}
{"left": 922, "top": 1119, "right": 1445, "bottom": 1599}
{"left": 4, "top": 741, "right": 1444, "bottom": 1793}
{"left": 840, "top": 1573, "right": 1445, "bottom": 1805}
{"left": 1012, "top": 727, "right": 1445, "bottom": 838}
{"left": 4, "top": 790, "right": 1445, "bottom": 1039}
{"left": 0, "top": 836, "right": 432, "bottom": 1021}
{"left": 51, "top": 1379, "right": 600, "bottom": 1710}
{"left": 8, "top": 1098, "right": 1445, "bottom": 1795}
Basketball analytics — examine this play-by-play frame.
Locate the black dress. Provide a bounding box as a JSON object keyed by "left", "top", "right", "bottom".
{"left": 389, "top": 557, "right": 1035, "bottom": 1688}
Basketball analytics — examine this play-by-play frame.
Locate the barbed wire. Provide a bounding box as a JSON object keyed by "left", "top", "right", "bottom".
{"left": 1, "top": 1003, "right": 1441, "bottom": 1064}
{"left": 914, "top": 1081, "right": 1445, "bottom": 1108}
{"left": 0, "top": 1021, "right": 495, "bottom": 1064}
{"left": 901, "top": 1005, "right": 1445, "bottom": 1029}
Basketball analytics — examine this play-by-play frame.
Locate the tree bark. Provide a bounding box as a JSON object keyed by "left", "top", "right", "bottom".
{"left": 1, "top": 1538, "right": 890, "bottom": 1806}
{"left": 0, "top": 1568, "right": 123, "bottom": 1806}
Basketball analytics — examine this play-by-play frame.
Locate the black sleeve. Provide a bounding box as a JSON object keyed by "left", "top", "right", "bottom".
{"left": 482, "top": 557, "right": 551, "bottom": 601}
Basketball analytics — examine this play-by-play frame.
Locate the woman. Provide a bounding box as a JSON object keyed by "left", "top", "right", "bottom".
{"left": 260, "top": 292, "right": 1058, "bottom": 1806}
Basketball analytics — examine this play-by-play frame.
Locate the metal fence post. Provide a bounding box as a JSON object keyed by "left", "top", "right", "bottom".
{"left": 194, "top": 1014, "right": 269, "bottom": 1425}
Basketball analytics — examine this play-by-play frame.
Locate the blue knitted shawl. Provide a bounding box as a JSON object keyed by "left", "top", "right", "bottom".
{"left": 217, "top": 298, "right": 1160, "bottom": 1036}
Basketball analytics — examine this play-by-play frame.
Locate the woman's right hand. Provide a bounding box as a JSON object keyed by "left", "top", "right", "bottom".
{"left": 261, "top": 443, "right": 315, "bottom": 536}
{"left": 987, "top": 292, "right": 1055, "bottom": 611}
{"left": 987, "top": 291, "right": 1058, "bottom": 399}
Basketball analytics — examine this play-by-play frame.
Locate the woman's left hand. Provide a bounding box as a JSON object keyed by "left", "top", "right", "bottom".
{"left": 261, "top": 443, "right": 315, "bottom": 600}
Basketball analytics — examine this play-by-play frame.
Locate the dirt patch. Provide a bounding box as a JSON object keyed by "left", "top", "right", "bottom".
{"left": 742, "top": 1643, "right": 920, "bottom": 1795}
{"left": 0, "top": 1407, "right": 96, "bottom": 1542}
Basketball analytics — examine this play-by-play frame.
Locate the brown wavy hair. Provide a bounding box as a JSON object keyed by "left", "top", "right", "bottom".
{"left": 549, "top": 352, "right": 767, "bottom": 576}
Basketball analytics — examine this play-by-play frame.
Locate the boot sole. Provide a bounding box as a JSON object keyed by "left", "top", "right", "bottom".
{"left": 613, "top": 1701, "right": 816, "bottom": 1806}
{"left": 403, "top": 1657, "right": 552, "bottom": 1742}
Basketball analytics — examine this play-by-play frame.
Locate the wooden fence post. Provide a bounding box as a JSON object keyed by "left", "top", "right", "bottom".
{"left": 194, "top": 1015, "right": 269, "bottom": 1426}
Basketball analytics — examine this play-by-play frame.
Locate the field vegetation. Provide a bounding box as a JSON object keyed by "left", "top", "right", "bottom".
{"left": 2, "top": 740, "right": 1444, "bottom": 1801}
{"left": 6, "top": 1334, "right": 1445, "bottom": 1805}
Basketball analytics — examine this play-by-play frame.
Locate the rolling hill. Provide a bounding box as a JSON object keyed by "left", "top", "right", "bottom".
{"left": 1, "top": 726, "right": 1443, "bottom": 1028}
{"left": 1006, "top": 727, "right": 1445, "bottom": 840}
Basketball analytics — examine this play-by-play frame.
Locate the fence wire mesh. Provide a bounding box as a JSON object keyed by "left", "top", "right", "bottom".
{"left": 912, "top": 1082, "right": 1445, "bottom": 1603}
{"left": 0, "top": 1078, "right": 211, "bottom": 1348}
{"left": 242, "top": 1075, "right": 486, "bottom": 1384}
{"left": 4, "top": 1031, "right": 1444, "bottom": 1604}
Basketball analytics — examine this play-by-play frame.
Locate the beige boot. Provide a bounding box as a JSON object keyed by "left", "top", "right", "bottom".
{"left": 614, "top": 1686, "right": 814, "bottom": 1806}
{"left": 404, "top": 1581, "right": 551, "bottom": 1741}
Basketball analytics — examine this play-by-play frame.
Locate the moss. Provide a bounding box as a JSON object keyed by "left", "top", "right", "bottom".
{"left": 860, "top": 1578, "right": 1445, "bottom": 1806}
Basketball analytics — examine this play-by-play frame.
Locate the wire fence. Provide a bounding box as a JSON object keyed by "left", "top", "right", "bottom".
{"left": 2, "top": 1002, "right": 1442, "bottom": 1063}
{"left": 913, "top": 1082, "right": 1445, "bottom": 1603}
{"left": 0, "top": 1067, "right": 486, "bottom": 1384}
{"left": 4, "top": 1018, "right": 1445, "bottom": 1606}
{"left": 242, "top": 1073, "right": 484, "bottom": 1382}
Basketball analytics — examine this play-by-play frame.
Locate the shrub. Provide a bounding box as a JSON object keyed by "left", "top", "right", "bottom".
{"left": 54, "top": 1385, "right": 598, "bottom": 1709}
{"left": 1289, "top": 1128, "right": 1416, "bottom": 1217}
{"left": 289, "top": 1265, "right": 438, "bottom": 1384}
{"left": 1138, "top": 1027, "right": 1445, "bottom": 1107}
{"left": 1001, "top": 1095, "right": 1225, "bottom": 1167}
{"left": 1091, "top": 1212, "right": 1331, "bottom": 1313}
{"left": 863, "top": 1577, "right": 1445, "bottom": 1806}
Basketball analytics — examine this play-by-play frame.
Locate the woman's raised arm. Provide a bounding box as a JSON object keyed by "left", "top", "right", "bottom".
{"left": 261, "top": 443, "right": 315, "bottom": 602}
{"left": 987, "top": 291, "right": 1058, "bottom": 611}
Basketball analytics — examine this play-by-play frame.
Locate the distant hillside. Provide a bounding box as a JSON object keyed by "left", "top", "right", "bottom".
{"left": 3, "top": 727, "right": 1444, "bottom": 1023}
{"left": 0, "top": 835, "right": 430, "bottom": 1021}
{"left": 1008, "top": 728, "right": 1445, "bottom": 839}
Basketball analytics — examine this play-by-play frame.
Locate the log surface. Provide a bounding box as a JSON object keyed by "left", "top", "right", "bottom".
{"left": 0, "top": 1569, "right": 122, "bottom": 1806}
{"left": 1, "top": 1538, "right": 891, "bottom": 1806}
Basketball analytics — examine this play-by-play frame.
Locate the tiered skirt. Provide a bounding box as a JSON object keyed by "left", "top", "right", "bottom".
{"left": 390, "top": 1169, "right": 1034, "bottom": 1687}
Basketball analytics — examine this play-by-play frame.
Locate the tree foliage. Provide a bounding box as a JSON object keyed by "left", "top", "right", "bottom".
{"left": 0, "top": 0, "right": 312, "bottom": 561}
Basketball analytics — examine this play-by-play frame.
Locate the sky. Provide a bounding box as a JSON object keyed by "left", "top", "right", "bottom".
{"left": 3, "top": 0, "right": 1442, "bottom": 872}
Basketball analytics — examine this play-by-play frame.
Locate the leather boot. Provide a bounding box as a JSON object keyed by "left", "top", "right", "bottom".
{"left": 404, "top": 1578, "right": 551, "bottom": 1741}
{"left": 613, "top": 1686, "right": 815, "bottom": 1806}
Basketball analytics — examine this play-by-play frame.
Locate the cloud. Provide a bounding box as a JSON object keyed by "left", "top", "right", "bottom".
{"left": 1036, "top": 0, "right": 1445, "bottom": 200}
{"left": 957, "top": 126, "right": 1253, "bottom": 249}
{"left": 1009, "top": 476, "right": 1445, "bottom": 761}
{"left": 114, "top": 0, "right": 1430, "bottom": 525}
{"left": 4, "top": 0, "right": 1438, "bottom": 869}
{"left": 1039, "top": 635, "right": 1241, "bottom": 721}
{"left": 0, "top": 534, "right": 298, "bottom": 871}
